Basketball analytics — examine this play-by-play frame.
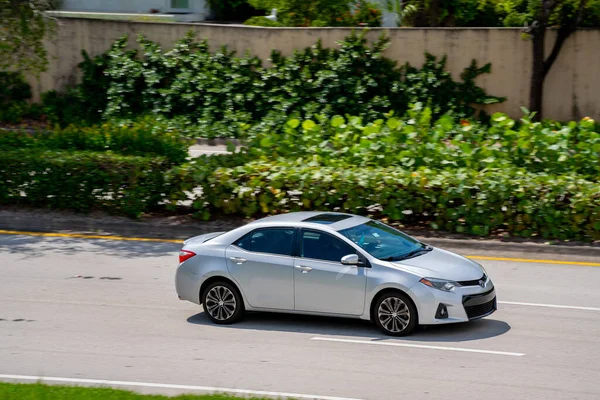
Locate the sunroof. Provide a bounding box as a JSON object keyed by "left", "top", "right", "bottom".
{"left": 303, "top": 213, "right": 353, "bottom": 225}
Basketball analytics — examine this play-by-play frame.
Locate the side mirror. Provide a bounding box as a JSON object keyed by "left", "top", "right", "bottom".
{"left": 341, "top": 254, "right": 360, "bottom": 265}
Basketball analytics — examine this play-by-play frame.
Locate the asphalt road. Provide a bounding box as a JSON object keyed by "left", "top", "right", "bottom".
{"left": 1, "top": 234, "right": 599, "bottom": 400}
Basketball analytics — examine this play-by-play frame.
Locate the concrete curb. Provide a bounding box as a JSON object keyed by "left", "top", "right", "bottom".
{"left": 1, "top": 208, "right": 599, "bottom": 257}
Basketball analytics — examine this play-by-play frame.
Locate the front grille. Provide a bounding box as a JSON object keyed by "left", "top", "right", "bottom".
{"left": 464, "top": 296, "right": 496, "bottom": 319}
{"left": 462, "top": 287, "right": 496, "bottom": 320}
{"left": 458, "top": 273, "right": 487, "bottom": 287}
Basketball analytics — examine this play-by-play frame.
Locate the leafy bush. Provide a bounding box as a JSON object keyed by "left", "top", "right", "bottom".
{"left": 0, "top": 149, "right": 177, "bottom": 217}
{"left": 169, "top": 108, "right": 599, "bottom": 239}
{"left": 0, "top": 117, "right": 192, "bottom": 164}
{"left": 244, "top": 16, "right": 284, "bottom": 26}
{"left": 186, "top": 157, "right": 600, "bottom": 240}
{"left": 82, "top": 30, "right": 500, "bottom": 137}
{"left": 342, "top": 1, "right": 383, "bottom": 27}
{"left": 0, "top": 71, "right": 33, "bottom": 123}
{"left": 39, "top": 50, "right": 111, "bottom": 126}
{"left": 243, "top": 106, "right": 600, "bottom": 178}
{"left": 400, "top": 0, "right": 600, "bottom": 28}
{"left": 208, "top": 0, "right": 263, "bottom": 21}
{"left": 248, "top": 0, "right": 367, "bottom": 27}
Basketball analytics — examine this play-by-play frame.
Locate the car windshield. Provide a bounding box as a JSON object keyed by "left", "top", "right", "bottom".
{"left": 338, "top": 220, "right": 428, "bottom": 261}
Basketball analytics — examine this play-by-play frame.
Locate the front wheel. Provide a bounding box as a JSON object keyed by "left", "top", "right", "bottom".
{"left": 202, "top": 281, "right": 244, "bottom": 324}
{"left": 373, "top": 292, "right": 417, "bottom": 336}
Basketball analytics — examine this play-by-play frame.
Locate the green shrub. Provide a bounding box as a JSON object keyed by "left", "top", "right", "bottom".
{"left": 40, "top": 50, "right": 111, "bottom": 126}
{"left": 0, "top": 117, "right": 192, "bottom": 164}
{"left": 249, "top": 0, "right": 358, "bottom": 27}
{"left": 243, "top": 107, "right": 600, "bottom": 179}
{"left": 342, "top": 1, "right": 383, "bottom": 27}
{"left": 243, "top": 16, "right": 284, "bottom": 26}
{"left": 0, "top": 72, "right": 33, "bottom": 123}
{"left": 48, "top": 31, "right": 500, "bottom": 137}
{"left": 188, "top": 157, "right": 600, "bottom": 240}
{"left": 0, "top": 129, "right": 37, "bottom": 148}
{"left": 0, "top": 149, "right": 177, "bottom": 217}
{"left": 208, "top": 0, "right": 263, "bottom": 21}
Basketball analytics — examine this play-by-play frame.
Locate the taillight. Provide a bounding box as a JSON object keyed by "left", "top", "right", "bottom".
{"left": 179, "top": 250, "right": 196, "bottom": 263}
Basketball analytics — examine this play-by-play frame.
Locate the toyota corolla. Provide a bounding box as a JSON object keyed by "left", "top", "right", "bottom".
{"left": 175, "top": 212, "right": 496, "bottom": 336}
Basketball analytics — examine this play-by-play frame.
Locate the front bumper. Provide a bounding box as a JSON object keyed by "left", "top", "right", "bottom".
{"left": 410, "top": 277, "right": 497, "bottom": 325}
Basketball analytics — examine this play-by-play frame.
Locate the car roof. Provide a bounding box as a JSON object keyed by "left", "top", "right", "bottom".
{"left": 248, "top": 211, "right": 370, "bottom": 231}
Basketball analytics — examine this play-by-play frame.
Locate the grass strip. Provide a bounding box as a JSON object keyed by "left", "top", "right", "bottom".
{"left": 0, "top": 382, "right": 271, "bottom": 400}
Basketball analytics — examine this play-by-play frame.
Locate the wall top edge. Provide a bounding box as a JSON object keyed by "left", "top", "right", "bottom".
{"left": 55, "top": 18, "right": 600, "bottom": 31}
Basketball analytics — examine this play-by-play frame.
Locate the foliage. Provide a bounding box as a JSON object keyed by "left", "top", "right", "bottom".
{"left": 0, "top": 149, "right": 175, "bottom": 217}
{"left": 0, "top": 71, "right": 38, "bottom": 123}
{"left": 190, "top": 157, "right": 600, "bottom": 240}
{"left": 497, "top": 0, "right": 600, "bottom": 27}
{"left": 0, "top": 382, "right": 265, "bottom": 400}
{"left": 170, "top": 107, "right": 600, "bottom": 239}
{"left": 39, "top": 50, "right": 111, "bottom": 126}
{"left": 55, "top": 30, "right": 500, "bottom": 137}
{"left": 207, "top": 0, "right": 262, "bottom": 21}
{"left": 247, "top": 0, "right": 380, "bottom": 27}
{"left": 400, "top": 0, "right": 600, "bottom": 27}
{"left": 243, "top": 16, "right": 284, "bottom": 26}
{"left": 403, "top": 54, "right": 504, "bottom": 119}
{"left": 0, "top": 117, "right": 192, "bottom": 164}
{"left": 338, "top": 1, "right": 383, "bottom": 27}
{"left": 0, "top": 0, "right": 59, "bottom": 74}
{"left": 401, "top": 0, "right": 505, "bottom": 27}
{"left": 244, "top": 106, "right": 600, "bottom": 177}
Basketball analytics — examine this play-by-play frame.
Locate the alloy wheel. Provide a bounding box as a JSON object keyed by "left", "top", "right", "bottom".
{"left": 377, "top": 296, "right": 410, "bottom": 333}
{"left": 205, "top": 285, "right": 237, "bottom": 321}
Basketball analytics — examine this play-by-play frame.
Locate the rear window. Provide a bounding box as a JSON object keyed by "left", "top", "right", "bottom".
{"left": 234, "top": 228, "right": 295, "bottom": 256}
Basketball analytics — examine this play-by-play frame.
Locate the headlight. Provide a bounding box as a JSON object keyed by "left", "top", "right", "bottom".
{"left": 420, "top": 277, "right": 459, "bottom": 292}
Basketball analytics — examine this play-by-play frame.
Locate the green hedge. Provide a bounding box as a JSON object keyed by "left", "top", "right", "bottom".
{"left": 243, "top": 108, "right": 600, "bottom": 179}
{"left": 184, "top": 158, "right": 600, "bottom": 240}
{"left": 0, "top": 382, "right": 261, "bottom": 400}
{"left": 0, "top": 149, "right": 178, "bottom": 217}
{"left": 43, "top": 31, "right": 502, "bottom": 137}
{"left": 0, "top": 116, "right": 191, "bottom": 164}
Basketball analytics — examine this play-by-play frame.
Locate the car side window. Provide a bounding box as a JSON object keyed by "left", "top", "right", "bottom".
{"left": 234, "top": 228, "right": 295, "bottom": 256}
{"left": 301, "top": 230, "right": 356, "bottom": 263}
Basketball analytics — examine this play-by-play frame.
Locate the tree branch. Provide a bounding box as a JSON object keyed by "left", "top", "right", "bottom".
{"left": 543, "top": 0, "right": 588, "bottom": 76}
{"left": 543, "top": 26, "right": 571, "bottom": 75}
{"left": 575, "top": 0, "right": 588, "bottom": 25}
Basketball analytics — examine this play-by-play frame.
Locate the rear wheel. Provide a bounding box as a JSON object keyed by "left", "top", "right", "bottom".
{"left": 202, "top": 281, "right": 244, "bottom": 324}
{"left": 373, "top": 292, "right": 417, "bottom": 336}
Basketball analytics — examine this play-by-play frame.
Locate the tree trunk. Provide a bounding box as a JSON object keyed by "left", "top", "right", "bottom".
{"left": 529, "top": 26, "right": 546, "bottom": 120}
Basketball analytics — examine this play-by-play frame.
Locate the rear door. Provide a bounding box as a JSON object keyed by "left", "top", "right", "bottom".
{"left": 225, "top": 227, "right": 296, "bottom": 310}
{"left": 293, "top": 229, "right": 367, "bottom": 315}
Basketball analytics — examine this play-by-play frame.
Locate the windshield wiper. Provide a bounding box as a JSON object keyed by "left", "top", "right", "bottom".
{"left": 384, "top": 245, "right": 432, "bottom": 261}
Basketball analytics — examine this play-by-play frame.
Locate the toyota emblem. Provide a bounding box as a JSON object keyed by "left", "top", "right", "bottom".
{"left": 479, "top": 280, "right": 485, "bottom": 287}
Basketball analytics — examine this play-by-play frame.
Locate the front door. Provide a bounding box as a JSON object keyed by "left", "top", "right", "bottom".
{"left": 294, "top": 229, "right": 367, "bottom": 315}
{"left": 225, "top": 227, "right": 296, "bottom": 310}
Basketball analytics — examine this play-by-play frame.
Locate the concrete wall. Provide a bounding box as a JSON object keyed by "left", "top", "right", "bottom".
{"left": 31, "top": 18, "right": 600, "bottom": 120}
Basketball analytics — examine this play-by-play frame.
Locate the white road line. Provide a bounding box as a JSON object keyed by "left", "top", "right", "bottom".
{"left": 311, "top": 337, "right": 525, "bottom": 357}
{"left": 499, "top": 301, "right": 600, "bottom": 311}
{"left": 0, "top": 374, "right": 364, "bottom": 400}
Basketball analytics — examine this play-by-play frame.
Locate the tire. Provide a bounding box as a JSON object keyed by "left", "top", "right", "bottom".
{"left": 202, "top": 281, "right": 244, "bottom": 325}
{"left": 373, "top": 291, "right": 418, "bottom": 336}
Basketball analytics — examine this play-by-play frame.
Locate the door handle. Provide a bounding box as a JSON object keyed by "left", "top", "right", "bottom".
{"left": 230, "top": 257, "right": 247, "bottom": 265}
{"left": 295, "top": 265, "right": 313, "bottom": 273}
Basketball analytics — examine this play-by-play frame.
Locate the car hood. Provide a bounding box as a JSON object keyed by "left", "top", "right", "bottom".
{"left": 391, "top": 247, "right": 484, "bottom": 281}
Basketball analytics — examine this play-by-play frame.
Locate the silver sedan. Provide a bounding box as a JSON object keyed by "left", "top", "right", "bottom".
{"left": 175, "top": 212, "right": 496, "bottom": 336}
